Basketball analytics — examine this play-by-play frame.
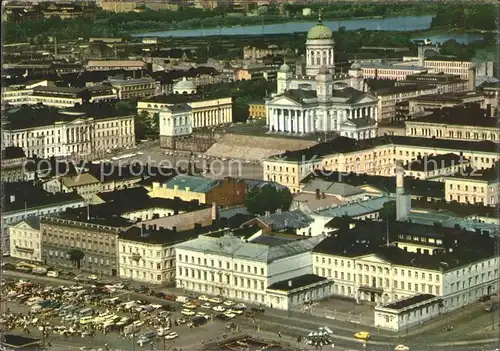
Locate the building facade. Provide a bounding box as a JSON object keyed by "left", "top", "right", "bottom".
{"left": 444, "top": 165, "right": 499, "bottom": 206}
{"left": 118, "top": 229, "right": 176, "bottom": 285}
{"left": 174, "top": 232, "right": 326, "bottom": 307}
{"left": 149, "top": 175, "right": 247, "bottom": 207}
{"left": 262, "top": 136, "right": 499, "bottom": 192}
{"left": 40, "top": 215, "right": 123, "bottom": 276}
{"left": 2, "top": 106, "right": 135, "bottom": 158}
{"left": 312, "top": 221, "right": 499, "bottom": 314}
{"left": 8, "top": 217, "right": 42, "bottom": 263}
{"left": 109, "top": 77, "right": 157, "bottom": 100}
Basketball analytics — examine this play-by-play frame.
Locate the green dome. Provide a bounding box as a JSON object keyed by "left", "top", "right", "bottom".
{"left": 307, "top": 23, "right": 333, "bottom": 40}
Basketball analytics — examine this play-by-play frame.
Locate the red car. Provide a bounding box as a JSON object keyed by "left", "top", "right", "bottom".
{"left": 164, "top": 294, "right": 176, "bottom": 301}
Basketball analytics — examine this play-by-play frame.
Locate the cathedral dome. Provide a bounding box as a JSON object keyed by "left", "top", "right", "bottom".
{"left": 307, "top": 22, "right": 333, "bottom": 40}
{"left": 173, "top": 77, "right": 197, "bottom": 95}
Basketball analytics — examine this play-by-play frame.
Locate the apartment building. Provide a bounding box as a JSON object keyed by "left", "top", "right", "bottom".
{"left": 43, "top": 173, "right": 101, "bottom": 203}
{"left": 444, "top": 164, "right": 499, "bottom": 206}
{"left": 360, "top": 63, "right": 428, "bottom": 81}
{"left": 149, "top": 175, "right": 247, "bottom": 207}
{"left": 108, "top": 77, "right": 157, "bottom": 100}
{"left": 405, "top": 106, "right": 498, "bottom": 143}
{"left": 174, "top": 232, "right": 329, "bottom": 309}
{"left": 1, "top": 147, "right": 28, "bottom": 183}
{"left": 408, "top": 92, "right": 486, "bottom": 117}
{"left": 312, "top": 220, "right": 498, "bottom": 316}
{"left": 403, "top": 154, "right": 470, "bottom": 180}
{"left": 248, "top": 100, "right": 267, "bottom": 120}
{"left": 2, "top": 105, "right": 135, "bottom": 159}
{"left": 262, "top": 136, "right": 499, "bottom": 192}
{"left": 85, "top": 60, "right": 146, "bottom": 71}
{"left": 118, "top": 226, "right": 179, "bottom": 285}
{"left": 423, "top": 59, "right": 473, "bottom": 79}
{"left": 40, "top": 213, "right": 126, "bottom": 276}
{"left": 371, "top": 84, "right": 437, "bottom": 123}
{"left": 478, "top": 82, "right": 499, "bottom": 117}
{"left": 8, "top": 217, "right": 42, "bottom": 263}
{"left": 397, "top": 72, "right": 468, "bottom": 94}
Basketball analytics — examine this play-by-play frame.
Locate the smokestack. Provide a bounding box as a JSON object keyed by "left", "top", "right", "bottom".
{"left": 468, "top": 66, "right": 476, "bottom": 91}
{"left": 396, "top": 161, "right": 405, "bottom": 194}
{"left": 395, "top": 160, "right": 411, "bottom": 221}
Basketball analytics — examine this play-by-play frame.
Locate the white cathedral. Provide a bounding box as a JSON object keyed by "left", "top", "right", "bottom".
{"left": 266, "top": 16, "right": 378, "bottom": 140}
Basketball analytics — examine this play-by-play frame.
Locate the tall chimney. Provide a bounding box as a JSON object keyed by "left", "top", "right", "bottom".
{"left": 468, "top": 66, "right": 476, "bottom": 91}
{"left": 395, "top": 160, "right": 411, "bottom": 221}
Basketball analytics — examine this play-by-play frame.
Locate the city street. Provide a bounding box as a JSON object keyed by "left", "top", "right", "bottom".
{"left": 2, "top": 271, "right": 499, "bottom": 351}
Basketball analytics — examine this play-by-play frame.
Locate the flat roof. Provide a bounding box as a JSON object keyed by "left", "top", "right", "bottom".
{"left": 408, "top": 106, "right": 496, "bottom": 128}
{"left": 267, "top": 274, "right": 327, "bottom": 292}
{"left": 4, "top": 104, "right": 134, "bottom": 130}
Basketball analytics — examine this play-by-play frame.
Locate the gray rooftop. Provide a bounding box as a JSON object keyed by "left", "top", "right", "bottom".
{"left": 302, "top": 179, "right": 365, "bottom": 197}
{"left": 315, "top": 196, "right": 392, "bottom": 218}
{"left": 174, "top": 232, "right": 326, "bottom": 263}
{"left": 256, "top": 210, "right": 314, "bottom": 230}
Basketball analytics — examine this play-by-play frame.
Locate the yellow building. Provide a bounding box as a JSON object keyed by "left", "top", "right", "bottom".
{"left": 248, "top": 100, "right": 267, "bottom": 119}
{"left": 444, "top": 165, "right": 499, "bottom": 206}
{"left": 263, "top": 136, "right": 499, "bottom": 192}
{"left": 406, "top": 106, "right": 498, "bottom": 143}
{"left": 408, "top": 91, "right": 485, "bottom": 117}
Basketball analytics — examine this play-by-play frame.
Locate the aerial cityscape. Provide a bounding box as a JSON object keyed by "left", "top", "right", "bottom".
{"left": 0, "top": 1, "right": 499, "bottom": 351}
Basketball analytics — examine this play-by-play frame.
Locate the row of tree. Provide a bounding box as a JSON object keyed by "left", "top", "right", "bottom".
{"left": 431, "top": 5, "right": 497, "bottom": 31}
{"left": 2, "top": 3, "right": 455, "bottom": 44}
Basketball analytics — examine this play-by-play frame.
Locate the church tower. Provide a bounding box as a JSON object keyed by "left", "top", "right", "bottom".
{"left": 277, "top": 63, "right": 292, "bottom": 94}
{"left": 305, "top": 11, "right": 335, "bottom": 76}
{"left": 316, "top": 66, "right": 332, "bottom": 102}
{"left": 348, "top": 61, "right": 364, "bottom": 91}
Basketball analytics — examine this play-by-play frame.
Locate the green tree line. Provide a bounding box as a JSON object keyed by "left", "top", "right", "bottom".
{"left": 4, "top": 3, "right": 442, "bottom": 43}
{"left": 431, "top": 5, "right": 496, "bottom": 31}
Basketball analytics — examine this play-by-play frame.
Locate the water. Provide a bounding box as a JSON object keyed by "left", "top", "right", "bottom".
{"left": 135, "top": 15, "right": 434, "bottom": 38}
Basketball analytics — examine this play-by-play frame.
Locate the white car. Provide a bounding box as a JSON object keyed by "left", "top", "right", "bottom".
{"left": 222, "top": 300, "right": 234, "bottom": 307}
{"left": 209, "top": 297, "right": 222, "bottom": 304}
{"left": 87, "top": 274, "right": 98, "bottom": 280}
{"left": 165, "top": 332, "right": 179, "bottom": 340}
{"left": 196, "top": 312, "right": 209, "bottom": 318}
{"left": 181, "top": 309, "right": 195, "bottom": 316}
{"left": 212, "top": 305, "right": 226, "bottom": 312}
{"left": 201, "top": 302, "right": 212, "bottom": 309}
{"left": 394, "top": 346, "right": 410, "bottom": 351}
{"left": 113, "top": 283, "right": 125, "bottom": 289}
{"left": 223, "top": 312, "right": 236, "bottom": 319}
{"left": 233, "top": 303, "right": 246, "bottom": 310}
{"left": 198, "top": 295, "right": 210, "bottom": 301}
{"left": 183, "top": 303, "right": 197, "bottom": 309}
{"left": 228, "top": 309, "right": 243, "bottom": 315}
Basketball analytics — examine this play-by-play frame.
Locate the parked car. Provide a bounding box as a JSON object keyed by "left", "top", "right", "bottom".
{"left": 165, "top": 332, "right": 179, "bottom": 340}
{"left": 213, "top": 305, "right": 226, "bottom": 312}
{"left": 354, "top": 332, "right": 370, "bottom": 340}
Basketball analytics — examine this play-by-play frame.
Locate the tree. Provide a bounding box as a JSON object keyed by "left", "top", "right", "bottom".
{"left": 379, "top": 201, "right": 396, "bottom": 221}
{"left": 245, "top": 185, "right": 293, "bottom": 215}
{"left": 68, "top": 249, "right": 85, "bottom": 269}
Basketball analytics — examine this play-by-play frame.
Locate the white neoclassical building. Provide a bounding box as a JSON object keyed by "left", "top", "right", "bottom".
{"left": 159, "top": 104, "right": 193, "bottom": 138}
{"left": 9, "top": 217, "right": 42, "bottom": 262}
{"left": 266, "top": 18, "right": 378, "bottom": 140}
{"left": 174, "top": 232, "right": 329, "bottom": 309}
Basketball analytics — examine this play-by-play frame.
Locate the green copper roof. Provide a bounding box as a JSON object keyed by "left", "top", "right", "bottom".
{"left": 307, "top": 22, "right": 333, "bottom": 40}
